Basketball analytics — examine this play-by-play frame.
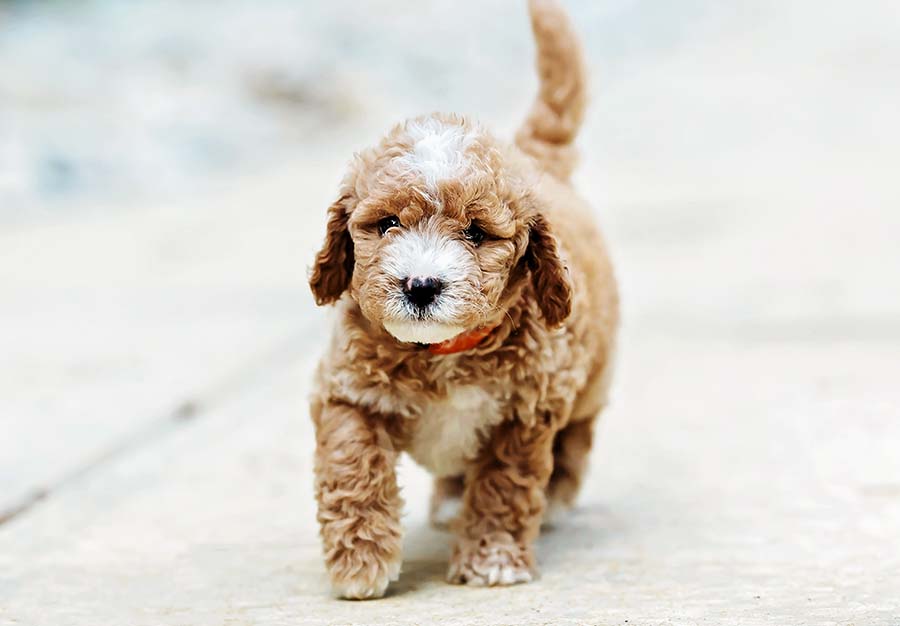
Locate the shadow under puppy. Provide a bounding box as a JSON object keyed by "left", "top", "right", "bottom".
{"left": 309, "top": 0, "right": 618, "bottom": 599}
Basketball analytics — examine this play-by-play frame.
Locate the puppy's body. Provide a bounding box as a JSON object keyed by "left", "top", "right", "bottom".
{"left": 309, "top": 0, "right": 618, "bottom": 599}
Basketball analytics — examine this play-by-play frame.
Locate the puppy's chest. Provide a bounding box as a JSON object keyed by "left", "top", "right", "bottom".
{"left": 406, "top": 386, "right": 503, "bottom": 477}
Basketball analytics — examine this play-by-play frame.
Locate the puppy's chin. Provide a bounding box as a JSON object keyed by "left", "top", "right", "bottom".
{"left": 383, "top": 320, "right": 466, "bottom": 344}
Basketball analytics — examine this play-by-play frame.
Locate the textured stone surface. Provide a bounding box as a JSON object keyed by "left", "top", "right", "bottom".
{"left": 2, "top": 0, "right": 899, "bottom": 624}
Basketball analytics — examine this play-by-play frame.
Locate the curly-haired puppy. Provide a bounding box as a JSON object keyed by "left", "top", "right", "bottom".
{"left": 309, "top": 0, "right": 618, "bottom": 599}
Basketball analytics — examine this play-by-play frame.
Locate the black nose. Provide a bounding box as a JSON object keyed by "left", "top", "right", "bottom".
{"left": 403, "top": 276, "right": 443, "bottom": 309}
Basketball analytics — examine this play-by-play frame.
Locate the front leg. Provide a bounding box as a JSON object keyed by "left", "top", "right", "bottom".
{"left": 313, "top": 401, "right": 403, "bottom": 599}
{"left": 448, "top": 417, "right": 556, "bottom": 586}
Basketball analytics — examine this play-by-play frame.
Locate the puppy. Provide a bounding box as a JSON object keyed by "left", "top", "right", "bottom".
{"left": 309, "top": 0, "right": 618, "bottom": 599}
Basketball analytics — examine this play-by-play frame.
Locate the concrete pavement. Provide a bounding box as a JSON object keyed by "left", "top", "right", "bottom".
{"left": 2, "top": 0, "right": 899, "bottom": 623}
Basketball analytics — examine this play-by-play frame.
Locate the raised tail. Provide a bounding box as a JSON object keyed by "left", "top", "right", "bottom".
{"left": 515, "top": 0, "right": 587, "bottom": 181}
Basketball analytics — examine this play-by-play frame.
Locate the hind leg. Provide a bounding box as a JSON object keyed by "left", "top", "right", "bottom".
{"left": 544, "top": 417, "right": 596, "bottom": 525}
{"left": 430, "top": 475, "right": 465, "bottom": 530}
{"left": 545, "top": 349, "right": 615, "bottom": 526}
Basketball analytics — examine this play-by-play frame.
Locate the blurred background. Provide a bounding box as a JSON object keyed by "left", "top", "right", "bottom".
{"left": 1, "top": 1, "right": 899, "bottom": 624}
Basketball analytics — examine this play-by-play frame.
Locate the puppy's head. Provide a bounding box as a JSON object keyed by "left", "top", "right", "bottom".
{"left": 309, "top": 114, "right": 571, "bottom": 345}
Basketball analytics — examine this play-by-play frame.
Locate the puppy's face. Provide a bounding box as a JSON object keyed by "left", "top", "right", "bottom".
{"left": 348, "top": 180, "right": 520, "bottom": 344}
{"left": 310, "top": 116, "right": 571, "bottom": 344}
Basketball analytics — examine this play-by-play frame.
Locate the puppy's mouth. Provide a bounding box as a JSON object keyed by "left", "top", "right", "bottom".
{"left": 382, "top": 320, "right": 466, "bottom": 345}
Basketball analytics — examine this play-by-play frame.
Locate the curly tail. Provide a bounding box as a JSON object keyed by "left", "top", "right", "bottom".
{"left": 515, "top": 0, "right": 587, "bottom": 181}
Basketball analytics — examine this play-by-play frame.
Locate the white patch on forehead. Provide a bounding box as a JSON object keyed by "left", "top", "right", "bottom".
{"left": 395, "top": 119, "right": 473, "bottom": 194}
{"left": 382, "top": 226, "right": 470, "bottom": 283}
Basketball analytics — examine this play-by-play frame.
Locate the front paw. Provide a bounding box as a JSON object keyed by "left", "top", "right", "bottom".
{"left": 447, "top": 532, "right": 535, "bottom": 586}
{"left": 326, "top": 543, "right": 402, "bottom": 600}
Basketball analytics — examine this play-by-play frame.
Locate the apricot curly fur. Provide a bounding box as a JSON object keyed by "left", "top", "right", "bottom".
{"left": 309, "top": 193, "right": 355, "bottom": 306}
{"left": 308, "top": 0, "right": 618, "bottom": 599}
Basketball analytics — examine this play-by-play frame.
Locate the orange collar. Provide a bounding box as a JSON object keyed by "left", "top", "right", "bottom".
{"left": 428, "top": 324, "right": 499, "bottom": 355}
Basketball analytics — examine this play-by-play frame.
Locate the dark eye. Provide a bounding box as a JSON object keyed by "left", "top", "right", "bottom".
{"left": 377, "top": 215, "right": 401, "bottom": 236}
{"left": 463, "top": 223, "right": 485, "bottom": 245}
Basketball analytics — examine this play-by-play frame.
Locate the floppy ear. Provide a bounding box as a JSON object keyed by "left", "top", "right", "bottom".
{"left": 525, "top": 214, "right": 572, "bottom": 327}
{"left": 309, "top": 194, "right": 354, "bottom": 306}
